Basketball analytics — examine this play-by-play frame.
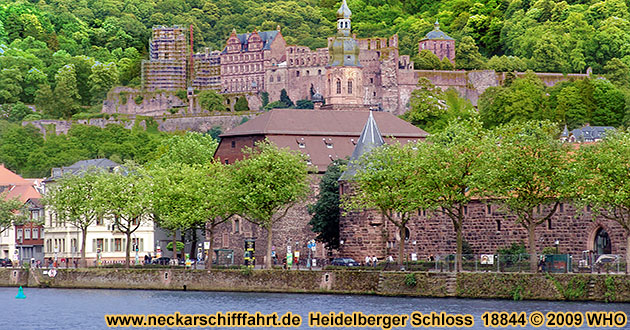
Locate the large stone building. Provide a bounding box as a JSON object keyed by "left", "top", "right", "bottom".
{"left": 336, "top": 116, "right": 625, "bottom": 265}
{"left": 142, "top": 25, "right": 222, "bottom": 91}
{"left": 220, "top": 27, "right": 287, "bottom": 94}
{"left": 212, "top": 109, "right": 428, "bottom": 264}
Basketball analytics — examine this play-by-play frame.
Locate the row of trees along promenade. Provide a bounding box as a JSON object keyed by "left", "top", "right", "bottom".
{"left": 37, "top": 120, "right": 630, "bottom": 273}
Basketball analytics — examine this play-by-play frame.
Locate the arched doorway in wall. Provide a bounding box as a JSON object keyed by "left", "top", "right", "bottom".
{"left": 594, "top": 227, "right": 612, "bottom": 255}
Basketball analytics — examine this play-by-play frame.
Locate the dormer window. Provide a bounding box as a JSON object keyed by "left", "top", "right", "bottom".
{"left": 306, "top": 154, "right": 312, "bottom": 165}
{"left": 323, "top": 138, "right": 333, "bottom": 148}
{"left": 297, "top": 138, "right": 305, "bottom": 148}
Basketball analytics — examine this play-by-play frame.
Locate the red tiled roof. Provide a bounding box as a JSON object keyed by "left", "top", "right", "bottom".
{"left": 0, "top": 164, "right": 28, "bottom": 185}
{"left": 218, "top": 109, "right": 428, "bottom": 172}
{"left": 220, "top": 109, "right": 428, "bottom": 138}
{"left": 4, "top": 184, "right": 41, "bottom": 203}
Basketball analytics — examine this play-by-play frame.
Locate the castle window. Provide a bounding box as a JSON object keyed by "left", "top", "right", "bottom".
{"left": 348, "top": 80, "right": 353, "bottom": 94}
{"left": 496, "top": 220, "right": 501, "bottom": 232}
{"left": 231, "top": 141, "right": 236, "bottom": 148}
{"left": 547, "top": 218, "right": 552, "bottom": 230}
{"left": 306, "top": 70, "right": 310, "bottom": 75}
{"left": 370, "top": 78, "right": 374, "bottom": 83}
{"left": 277, "top": 76, "right": 281, "bottom": 82}
{"left": 225, "top": 159, "right": 229, "bottom": 164}
{"left": 336, "top": 79, "right": 341, "bottom": 94}
{"left": 296, "top": 71, "right": 300, "bottom": 77}
{"left": 270, "top": 76, "right": 274, "bottom": 83}
{"left": 318, "top": 69, "right": 321, "bottom": 75}
{"left": 486, "top": 204, "right": 491, "bottom": 214}
{"left": 559, "top": 203, "right": 564, "bottom": 212}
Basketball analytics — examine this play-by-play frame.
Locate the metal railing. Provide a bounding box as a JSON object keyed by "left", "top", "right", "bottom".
{"left": 397, "top": 254, "right": 626, "bottom": 274}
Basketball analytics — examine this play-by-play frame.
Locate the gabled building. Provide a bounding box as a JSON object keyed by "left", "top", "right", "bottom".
{"left": 43, "top": 159, "right": 156, "bottom": 266}
{"left": 214, "top": 109, "right": 428, "bottom": 172}
{"left": 220, "top": 27, "right": 287, "bottom": 93}
{"left": 0, "top": 164, "right": 43, "bottom": 263}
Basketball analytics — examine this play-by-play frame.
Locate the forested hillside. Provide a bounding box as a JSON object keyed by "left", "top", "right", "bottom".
{"left": 1, "top": 0, "right": 628, "bottom": 111}
{"left": 1, "top": 0, "right": 630, "bottom": 177}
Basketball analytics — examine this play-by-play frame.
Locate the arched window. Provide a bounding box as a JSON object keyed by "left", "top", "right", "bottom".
{"left": 336, "top": 79, "right": 341, "bottom": 94}
{"left": 348, "top": 80, "right": 353, "bottom": 94}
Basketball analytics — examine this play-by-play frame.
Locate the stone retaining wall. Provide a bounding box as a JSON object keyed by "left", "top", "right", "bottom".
{"left": 2, "top": 268, "right": 629, "bottom": 302}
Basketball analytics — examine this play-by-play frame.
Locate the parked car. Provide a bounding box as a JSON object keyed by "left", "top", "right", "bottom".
{"left": 0, "top": 258, "right": 12, "bottom": 267}
{"left": 330, "top": 258, "right": 358, "bottom": 267}
{"left": 151, "top": 257, "right": 171, "bottom": 265}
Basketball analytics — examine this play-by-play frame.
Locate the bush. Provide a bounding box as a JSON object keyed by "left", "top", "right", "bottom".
{"left": 234, "top": 96, "right": 249, "bottom": 111}
{"left": 134, "top": 95, "right": 144, "bottom": 105}
{"left": 175, "top": 89, "right": 188, "bottom": 102}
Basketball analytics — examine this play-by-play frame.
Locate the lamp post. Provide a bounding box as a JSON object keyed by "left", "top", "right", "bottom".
{"left": 554, "top": 240, "right": 559, "bottom": 255}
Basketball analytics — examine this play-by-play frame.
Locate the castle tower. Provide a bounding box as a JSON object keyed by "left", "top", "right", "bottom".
{"left": 325, "top": 0, "right": 364, "bottom": 107}
{"left": 418, "top": 20, "right": 455, "bottom": 64}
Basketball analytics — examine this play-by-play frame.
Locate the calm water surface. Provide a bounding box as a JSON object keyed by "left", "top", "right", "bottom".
{"left": 4, "top": 287, "right": 630, "bottom": 330}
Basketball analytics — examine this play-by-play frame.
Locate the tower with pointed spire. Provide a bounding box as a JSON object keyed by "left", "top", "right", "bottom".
{"left": 418, "top": 20, "right": 455, "bottom": 64}
{"left": 339, "top": 111, "right": 385, "bottom": 180}
{"left": 325, "top": 0, "right": 365, "bottom": 108}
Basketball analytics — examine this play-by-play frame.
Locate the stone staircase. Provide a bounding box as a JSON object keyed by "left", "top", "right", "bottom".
{"left": 445, "top": 273, "right": 457, "bottom": 297}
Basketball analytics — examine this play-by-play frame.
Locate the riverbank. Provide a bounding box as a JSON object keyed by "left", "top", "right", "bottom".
{"left": 1, "top": 268, "right": 628, "bottom": 302}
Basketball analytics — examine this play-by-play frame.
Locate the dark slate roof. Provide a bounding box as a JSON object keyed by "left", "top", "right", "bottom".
{"left": 47, "top": 158, "right": 120, "bottom": 181}
{"left": 221, "top": 30, "right": 279, "bottom": 54}
{"left": 422, "top": 21, "right": 454, "bottom": 41}
{"left": 569, "top": 125, "right": 614, "bottom": 142}
{"left": 339, "top": 111, "right": 386, "bottom": 180}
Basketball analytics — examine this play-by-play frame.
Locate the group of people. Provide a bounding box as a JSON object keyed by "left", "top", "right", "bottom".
{"left": 365, "top": 255, "right": 378, "bottom": 267}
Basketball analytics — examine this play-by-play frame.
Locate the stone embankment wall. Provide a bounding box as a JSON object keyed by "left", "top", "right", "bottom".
{"left": 23, "top": 113, "right": 257, "bottom": 136}
{"left": 3, "top": 268, "right": 629, "bottom": 302}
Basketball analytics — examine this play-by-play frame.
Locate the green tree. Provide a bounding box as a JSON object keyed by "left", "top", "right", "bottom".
{"left": 604, "top": 58, "right": 630, "bottom": 87}
{"left": 34, "top": 84, "right": 55, "bottom": 117}
{"left": 279, "top": 89, "right": 294, "bottom": 108}
{"left": 0, "top": 193, "right": 27, "bottom": 235}
{"left": 440, "top": 57, "right": 455, "bottom": 70}
{"left": 97, "top": 162, "right": 151, "bottom": 268}
{"left": 44, "top": 170, "right": 107, "bottom": 267}
{"left": 234, "top": 95, "right": 249, "bottom": 111}
{"left": 414, "top": 50, "right": 441, "bottom": 70}
{"left": 232, "top": 140, "right": 310, "bottom": 269}
{"left": 23, "top": 67, "right": 48, "bottom": 104}
{"left": 476, "top": 121, "right": 571, "bottom": 272}
{"left": 414, "top": 118, "right": 486, "bottom": 272}
{"left": 308, "top": 159, "right": 346, "bottom": 250}
{"left": 89, "top": 62, "right": 119, "bottom": 105}
{"left": 151, "top": 132, "right": 218, "bottom": 167}
{"left": 147, "top": 161, "right": 235, "bottom": 269}
{"left": 346, "top": 142, "right": 427, "bottom": 265}
{"left": 296, "top": 99, "right": 314, "bottom": 109}
{"left": 0, "top": 102, "right": 32, "bottom": 123}
{"left": 576, "top": 130, "right": 630, "bottom": 273}
{"left": 198, "top": 90, "right": 225, "bottom": 112}
{"left": 0, "top": 68, "right": 24, "bottom": 104}
{"left": 401, "top": 78, "right": 446, "bottom": 132}
{"left": 455, "top": 36, "right": 485, "bottom": 70}
{"left": 54, "top": 64, "right": 81, "bottom": 118}
{"left": 479, "top": 72, "right": 549, "bottom": 128}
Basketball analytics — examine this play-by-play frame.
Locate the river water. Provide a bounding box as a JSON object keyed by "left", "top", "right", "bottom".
{"left": 4, "top": 287, "right": 630, "bottom": 330}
